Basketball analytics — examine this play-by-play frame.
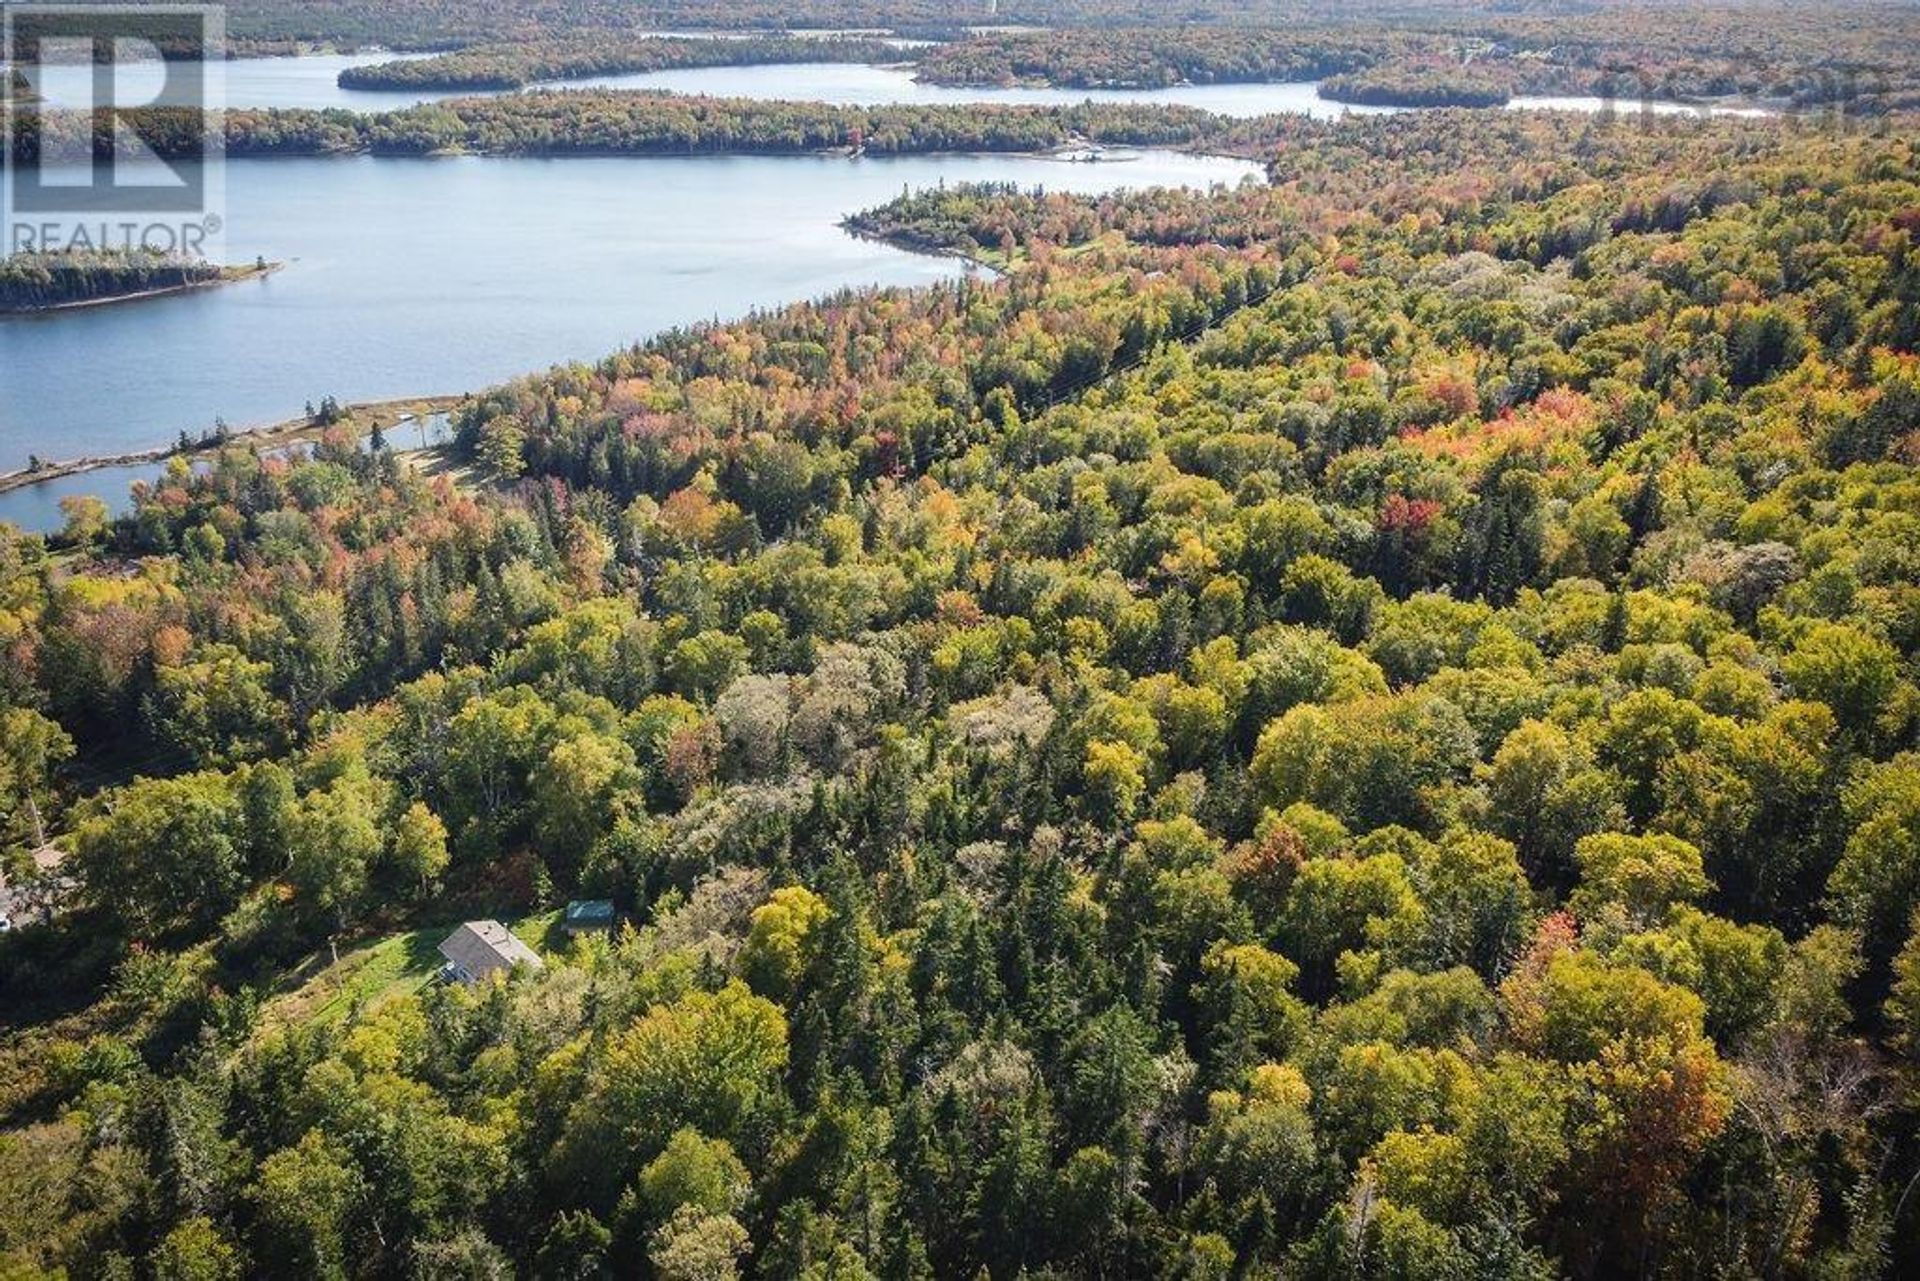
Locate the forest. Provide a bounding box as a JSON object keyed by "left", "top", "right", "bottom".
{"left": 336, "top": 36, "right": 907, "bottom": 92}
{"left": 908, "top": 18, "right": 1920, "bottom": 112}
{"left": 162, "top": 0, "right": 1920, "bottom": 53}
{"left": 909, "top": 28, "right": 1385, "bottom": 90}
{"left": 295, "top": 14, "right": 1920, "bottom": 114}
{"left": 67, "top": 0, "right": 1916, "bottom": 116}
{"left": 0, "top": 251, "right": 239, "bottom": 312}
{"left": 3, "top": 100, "right": 1920, "bottom": 1278}
{"left": 116, "top": 1, "right": 1474, "bottom": 48}
{"left": 1315, "top": 60, "right": 1511, "bottom": 110}
{"left": 14, "top": 94, "right": 1238, "bottom": 161}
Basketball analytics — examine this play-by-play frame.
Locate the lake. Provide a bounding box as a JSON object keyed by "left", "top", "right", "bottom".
{"left": 514, "top": 63, "right": 1398, "bottom": 119}
{"left": 0, "top": 148, "right": 1258, "bottom": 532}
{"left": 26, "top": 53, "right": 1400, "bottom": 119}
{"left": 24, "top": 52, "right": 1777, "bottom": 121}
{"left": 22, "top": 52, "right": 454, "bottom": 114}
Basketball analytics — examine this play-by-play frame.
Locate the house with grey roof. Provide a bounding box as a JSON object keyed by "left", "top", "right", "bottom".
{"left": 438, "top": 920, "right": 544, "bottom": 985}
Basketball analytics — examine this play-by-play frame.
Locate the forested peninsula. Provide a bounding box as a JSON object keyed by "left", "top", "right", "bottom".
{"left": 13, "top": 94, "right": 1249, "bottom": 160}
{"left": 0, "top": 251, "right": 278, "bottom": 313}
{"left": 336, "top": 35, "right": 907, "bottom": 92}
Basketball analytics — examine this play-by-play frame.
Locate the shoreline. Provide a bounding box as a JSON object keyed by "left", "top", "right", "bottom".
{"left": 0, "top": 394, "right": 465, "bottom": 500}
{"left": 0, "top": 262, "right": 284, "bottom": 316}
{"left": 840, "top": 221, "right": 1007, "bottom": 274}
{"left": 1, "top": 141, "right": 1243, "bottom": 514}
{"left": 214, "top": 139, "right": 1250, "bottom": 162}
{"left": 0, "top": 142, "right": 1219, "bottom": 511}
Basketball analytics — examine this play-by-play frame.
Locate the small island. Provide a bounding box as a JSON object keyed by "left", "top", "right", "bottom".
{"left": 0, "top": 248, "right": 281, "bottom": 313}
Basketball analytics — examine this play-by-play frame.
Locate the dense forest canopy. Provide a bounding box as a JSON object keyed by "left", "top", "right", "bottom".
{"left": 23, "top": 2, "right": 1920, "bottom": 111}
{"left": 95, "top": 0, "right": 1920, "bottom": 46}
{"left": 908, "top": 28, "right": 1388, "bottom": 89}
{"left": 334, "top": 35, "right": 908, "bottom": 92}
{"left": 1317, "top": 58, "right": 1513, "bottom": 109}
{"left": 310, "top": 11, "right": 1920, "bottom": 111}
{"left": 14, "top": 94, "right": 1243, "bottom": 160}
{"left": 3, "top": 99, "right": 1920, "bottom": 1278}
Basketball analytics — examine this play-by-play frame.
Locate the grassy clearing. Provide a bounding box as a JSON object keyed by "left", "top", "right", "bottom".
{"left": 512, "top": 909, "right": 566, "bottom": 953}
{"left": 261, "top": 908, "right": 564, "bottom": 1031}
{"left": 261, "top": 925, "right": 445, "bottom": 1031}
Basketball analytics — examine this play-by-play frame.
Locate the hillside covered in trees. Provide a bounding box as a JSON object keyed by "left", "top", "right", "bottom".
{"left": 4, "top": 97, "right": 1920, "bottom": 1281}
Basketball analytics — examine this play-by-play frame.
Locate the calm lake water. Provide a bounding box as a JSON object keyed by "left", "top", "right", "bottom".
{"left": 24, "top": 52, "right": 453, "bottom": 113}
{"left": 521, "top": 64, "right": 1398, "bottom": 119}
{"left": 25, "top": 52, "right": 1775, "bottom": 120}
{"left": 0, "top": 148, "right": 1258, "bottom": 531}
{"left": 26, "top": 54, "right": 1398, "bottom": 118}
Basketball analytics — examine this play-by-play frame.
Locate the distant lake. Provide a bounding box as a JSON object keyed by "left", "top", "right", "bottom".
{"left": 24, "top": 52, "right": 453, "bottom": 113}
{"left": 25, "top": 54, "right": 1401, "bottom": 118}
{"left": 0, "top": 148, "right": 1259, "bottom": 531}
{"left": 22, "top": 50, "right": 1784, "bottom": 120}
{"left": 515, "top": 63, "right": 1400, "bottom": 120}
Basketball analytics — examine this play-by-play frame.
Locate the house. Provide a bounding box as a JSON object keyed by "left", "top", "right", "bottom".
{"left": 438, "top": 920, "right": 544, "bottom": 984}
{"left": 563, "top": 899, "right": 617, "bottom": 935}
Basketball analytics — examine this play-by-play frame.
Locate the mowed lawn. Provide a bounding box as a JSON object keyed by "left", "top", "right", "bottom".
{"left": 261, "top": 910, "right": 564, "bottom": 1030}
